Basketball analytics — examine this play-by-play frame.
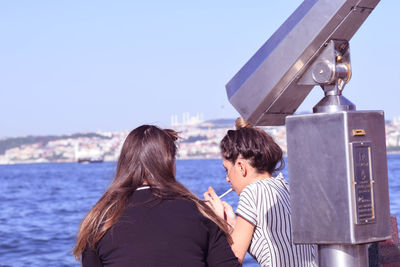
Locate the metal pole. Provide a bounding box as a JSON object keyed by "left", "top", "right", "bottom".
{"left": 318, "top": 244, "right": 369, "bottom": 267}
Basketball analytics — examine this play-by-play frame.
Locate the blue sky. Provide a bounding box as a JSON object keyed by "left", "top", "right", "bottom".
{"left": 1, "top": 1, "right": 399, "bottom": 137}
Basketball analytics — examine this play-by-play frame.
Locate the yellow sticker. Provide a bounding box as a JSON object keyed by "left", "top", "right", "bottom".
{"left": 352, "top": 129, "right": 366, "bottom": 136}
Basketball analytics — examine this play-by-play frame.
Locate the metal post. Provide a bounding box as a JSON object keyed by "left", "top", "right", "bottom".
{"left": 224, "top": 1, "right": 389, "bottom": 266}
{"left": 318, "top": 244, "right": 369, "bottom": 267}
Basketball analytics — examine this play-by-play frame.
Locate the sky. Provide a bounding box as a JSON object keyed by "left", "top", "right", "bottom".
{"left": 0, "top": 1, "right": 399, "bottom": 138}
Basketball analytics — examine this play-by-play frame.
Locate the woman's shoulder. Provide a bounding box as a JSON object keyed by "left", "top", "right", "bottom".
{"left": 163, "top": 198, "right": 220, "bottom": 234}
{"left": 129, "top": 189, "right": 212, "bottom": 224}
{"left": 132, "top": 190, "right": 196, "bottom": 207}
{"left": 167, "top": 197, "right": 200, "bottom": 210}
{"left": 242, "top": 173, "right": 287, "bottom": 194}
{"left": 168, "top": 198, "right": 217, "bottom": 223}
{"left": 257, "top": 173, "right": 286, "bottom": 186}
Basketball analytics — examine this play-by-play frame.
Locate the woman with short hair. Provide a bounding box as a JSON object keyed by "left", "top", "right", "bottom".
{"left": 205, "top": 118, "right": 316, "bottom": 267}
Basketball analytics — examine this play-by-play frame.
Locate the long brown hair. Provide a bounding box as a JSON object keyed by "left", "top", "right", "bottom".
{"left": 220, "top": 117, "right": 284, "bottom": 174}
{"left": 73, "top": 125, "right": 231, "bottom": 260}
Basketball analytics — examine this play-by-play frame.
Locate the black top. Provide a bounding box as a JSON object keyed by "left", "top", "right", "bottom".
{"left": 82, "top": 187, "right": 240, "bottom": 267}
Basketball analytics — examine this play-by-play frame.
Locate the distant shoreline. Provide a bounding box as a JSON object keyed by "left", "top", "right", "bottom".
{"left": 2, "top": 152, "right": 400, "bottom": 166}
{"left": 1, "top": 118, "right": 400, "bottom": 165}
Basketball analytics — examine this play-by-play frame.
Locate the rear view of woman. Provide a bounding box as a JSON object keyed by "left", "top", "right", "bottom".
{"left": 73, "top": 125, "right": 240, "bottom": 267}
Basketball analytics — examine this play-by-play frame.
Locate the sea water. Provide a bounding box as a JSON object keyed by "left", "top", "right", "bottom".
{"left": 1, "top": 155, "right": 400, "bottom": 267}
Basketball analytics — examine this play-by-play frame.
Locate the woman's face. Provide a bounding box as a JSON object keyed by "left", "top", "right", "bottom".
{"left": 222, "top": 158, "right": 247, "bottom": 194}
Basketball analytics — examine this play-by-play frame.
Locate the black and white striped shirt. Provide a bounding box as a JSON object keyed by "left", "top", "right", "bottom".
{"left": 236, "top": 173, "right": 316, "bottom": 267}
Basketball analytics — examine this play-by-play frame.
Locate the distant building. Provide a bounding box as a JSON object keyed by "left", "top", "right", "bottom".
{"left": 171, "top": 112, "right": 204, "bottom": 126}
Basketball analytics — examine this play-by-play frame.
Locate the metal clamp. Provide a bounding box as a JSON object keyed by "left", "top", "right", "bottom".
{"left": 298, "top": 40, "right": 355, "bottom": 113}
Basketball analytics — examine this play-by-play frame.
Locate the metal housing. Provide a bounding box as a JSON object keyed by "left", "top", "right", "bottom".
{"left": 226, "top": 0, "right": 379, "bottom": 126}
{"left": 286, "top": 111, "right": 391, "bottom": 244}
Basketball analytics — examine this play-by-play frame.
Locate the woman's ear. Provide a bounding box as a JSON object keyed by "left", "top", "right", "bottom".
{"left": 236, "top": 160, "right": 247, "bottom": 177}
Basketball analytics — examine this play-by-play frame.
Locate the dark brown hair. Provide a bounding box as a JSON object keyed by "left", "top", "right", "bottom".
{"left": 220, "top": 118, "right": 284, "bottom": 174}
{"left": 73, "top": 125, "right": 232, "bottom": 260}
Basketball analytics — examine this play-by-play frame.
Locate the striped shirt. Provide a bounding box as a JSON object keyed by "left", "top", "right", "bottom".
{"left": 236, "top": 173, "right": 316, "bottom": 267}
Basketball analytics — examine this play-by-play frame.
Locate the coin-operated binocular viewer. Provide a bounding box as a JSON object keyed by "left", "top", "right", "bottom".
{"left": 225, "top": 0, "right": 391, "bottom": 266}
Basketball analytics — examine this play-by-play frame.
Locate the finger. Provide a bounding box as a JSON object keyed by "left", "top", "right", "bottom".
{"left": 208, "top": 186, "right": 215, "bottom": 194}
{"left": 222, "top": 201, "right": 233, "bottom": 211}
{"left": 203, "top": 191, "right": 212, "bottom": 201}
{"left": 221, "top": 201, "right": 230, "bottom": 207}
{"left": 222, "top": 201, "right": 235, "bottom": 218}
{"left": 222, "top": 201, "right": 236, "bottom": 229}
{"left": 204, "top": 200, "right": 212, "bottom": 208}
{"left": 208, "top": 186, "right": 219, "bottom": 199}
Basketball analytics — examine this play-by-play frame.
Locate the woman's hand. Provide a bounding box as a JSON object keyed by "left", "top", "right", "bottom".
{"left": 221, "top": 201, "right": 236, "bottom": 231}
{"left": 203, "top": 187, "right": 237, "bottom": 230}
{"left": 203, "top": 186, "right": 225, "bottom": 219}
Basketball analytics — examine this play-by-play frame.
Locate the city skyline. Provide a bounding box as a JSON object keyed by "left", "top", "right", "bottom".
{"left": 2, "top": 110, "right": 400, "bottom": 141}
{"left": 2, "top": 116, "right": 400, "bottom": 165}
{"left": 1, "top": 1, "right": 399, "bottom": 138}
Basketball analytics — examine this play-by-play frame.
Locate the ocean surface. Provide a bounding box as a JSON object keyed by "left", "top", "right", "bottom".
{"left": 1, "top": 155, "right": 400, "bottom": 267}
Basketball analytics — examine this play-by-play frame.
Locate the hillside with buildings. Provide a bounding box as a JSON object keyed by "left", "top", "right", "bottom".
{"left": 1, "top": 116, "right": 400, "bottom": 165}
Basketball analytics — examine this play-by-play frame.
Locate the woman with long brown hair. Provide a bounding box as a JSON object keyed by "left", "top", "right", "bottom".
{"left": 73, "top": 125, "right": 240, "bottom": 267}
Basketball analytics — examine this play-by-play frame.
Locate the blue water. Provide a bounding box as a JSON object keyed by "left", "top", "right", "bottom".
{"left": 0, "top": 155, "right": 400, "bottom": 267}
